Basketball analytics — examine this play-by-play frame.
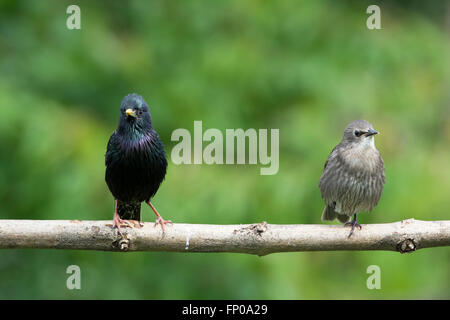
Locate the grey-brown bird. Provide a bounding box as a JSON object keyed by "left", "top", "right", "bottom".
{"left": 319, "top": 120, "right": 385, "bottom": 237}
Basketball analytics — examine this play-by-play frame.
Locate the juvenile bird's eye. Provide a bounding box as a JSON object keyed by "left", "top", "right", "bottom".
{"left": 354, "top": 130, "right": 363, "bottom": 137}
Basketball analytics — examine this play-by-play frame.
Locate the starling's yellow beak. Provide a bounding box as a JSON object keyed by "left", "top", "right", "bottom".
{"left": 125, "top": 108, "right": 136, "bottom": 118}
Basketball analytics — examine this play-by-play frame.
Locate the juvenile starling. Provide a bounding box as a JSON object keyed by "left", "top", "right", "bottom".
{"left": 318, "top": 120, "right": 385, "bottom": 237}
{"left": 105, "top": 93, "right": 170, "bottom": 234}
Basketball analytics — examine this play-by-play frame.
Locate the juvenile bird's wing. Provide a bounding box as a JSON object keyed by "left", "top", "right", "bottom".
{"left": 319, "top": 145, "right": 340, "bottom": 187}
{"left": 319, "top": 145, "right": 353, "bottom": 222}
{"left": 318, "top": 144, "right": 342, "bottom": 206}
{"left": 368, "top": 151, "right": 386, "bottom": 209}
{"left": 320, "top": 146, "right": 342, "bottom": 222}
{"left": 323, "top": 145, "right": 338, "bottom": 170}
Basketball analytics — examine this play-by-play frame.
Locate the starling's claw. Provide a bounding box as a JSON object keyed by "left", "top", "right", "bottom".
{"left": 111, "top": 199, "right": 136, "bottom": 235}
{"left": 147, "top": 201, "right": 172, "bottom": 233}
{"left": 154, "top": 217, "right": 173, "bottom": 232}
{"left": 109, "top": 218, "right": 142, "bottom": 236}
{"left": 128, "top": 220, "right": 144, "bottom": 228}
{"left": 112, "top": 216, "right": 125, "bottom": 235}
{"left": 112, "top": 215, "right": 134, "bottom": 235}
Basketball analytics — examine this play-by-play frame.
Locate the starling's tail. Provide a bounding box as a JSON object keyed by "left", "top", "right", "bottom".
{"left": 321, "top": 205, "right": 337, "bottom": 221}
{"left": 117, "top": 201, "right": 141, "bottom": 220}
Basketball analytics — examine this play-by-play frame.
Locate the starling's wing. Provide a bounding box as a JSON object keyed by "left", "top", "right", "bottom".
{"left": 105, "top": 131, "right": 119, "bottom": 167}
{"left": 145, "top": 130, "right": 168, "bottom": 200}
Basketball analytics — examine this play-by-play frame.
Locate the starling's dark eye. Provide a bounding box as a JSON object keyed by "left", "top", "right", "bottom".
{"left": 137, "top": 110, "right": 143, "bottom": 116}
{"left": 354, "top": 130, "right": 363, "bottom": 137}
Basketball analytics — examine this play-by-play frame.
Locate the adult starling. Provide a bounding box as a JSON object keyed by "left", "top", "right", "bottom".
{"left": 318, "top": 120, "right": 385, "bottom": 237}
{"left": 105, "top": 93, "right": 170, "bottom": 234}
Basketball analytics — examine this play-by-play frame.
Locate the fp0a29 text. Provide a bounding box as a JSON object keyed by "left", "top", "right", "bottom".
{"left": 226, "top": 304, "right": 268, "bottom": 315}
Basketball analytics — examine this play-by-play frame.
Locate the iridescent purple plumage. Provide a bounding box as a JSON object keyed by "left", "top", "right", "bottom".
{"left": 105, "top": 94, "right": 169, "bottom": 233}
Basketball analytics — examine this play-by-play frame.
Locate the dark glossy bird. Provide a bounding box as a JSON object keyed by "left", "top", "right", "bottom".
{"left": 105, "top": 93, "right": 170, "bottom": 234}
{"left": 318, "top": 120, "right": 385, "bottom": 237}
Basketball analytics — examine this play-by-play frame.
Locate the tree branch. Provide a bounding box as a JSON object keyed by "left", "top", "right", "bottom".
{"left": 0, "top": 219, "right": 449, "bottom": 255}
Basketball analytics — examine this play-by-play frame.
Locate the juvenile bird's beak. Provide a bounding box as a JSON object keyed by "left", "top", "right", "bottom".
{"left": 125, "top": 109, "right": 136, "bottom": 118}
{"left": 365, "top": 128, "right": 378, "bottom": 136}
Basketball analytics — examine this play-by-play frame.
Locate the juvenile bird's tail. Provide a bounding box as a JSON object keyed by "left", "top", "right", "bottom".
{"left": 321, "top": 205, "right": 337, "bottom": 221}
{"left": 321, "top": 205, "right": 351, "bottom": 223}
{"left": 117, "top": 201, "right": 141, "bottom": 220}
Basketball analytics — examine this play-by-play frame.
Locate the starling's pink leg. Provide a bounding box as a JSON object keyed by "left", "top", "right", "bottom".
{"left": 146, "top": 201, "right": 172, "bottom": 232}
{"left": 112, "top": 199, "right": 133, "bottom": 234}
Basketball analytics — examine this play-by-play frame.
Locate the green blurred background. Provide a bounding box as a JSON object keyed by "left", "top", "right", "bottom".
{"left": 0, "top": 0, "right": 449, "bottom": 299}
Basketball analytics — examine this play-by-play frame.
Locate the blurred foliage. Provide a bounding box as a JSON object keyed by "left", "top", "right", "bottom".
{"left": 0, "top": 0, "right": 449, "bottom": 299}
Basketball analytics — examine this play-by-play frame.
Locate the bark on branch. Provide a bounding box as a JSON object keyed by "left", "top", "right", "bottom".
{"left": 0, "top": 219, "right": 449, "bottom": 255}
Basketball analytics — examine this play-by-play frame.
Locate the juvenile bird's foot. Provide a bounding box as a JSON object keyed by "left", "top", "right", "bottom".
{"left": 345, "top": 214, "right": 362, "bottom": 238}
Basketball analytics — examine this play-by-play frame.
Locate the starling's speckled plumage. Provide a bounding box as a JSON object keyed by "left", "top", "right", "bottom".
{"left": 105, "top": 93, "right": 169, "bottom": 233}
{"left": 319, "top": 120, "right": 385, "bottom": 237}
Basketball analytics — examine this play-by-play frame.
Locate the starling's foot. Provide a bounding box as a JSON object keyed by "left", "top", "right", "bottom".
{"left": 154, "top": 216, "right": 173, "bottom": 233}
{"left": 128, "top": 220, "right": 144, "bottom": 228}
{"left": 344, "top": 221, "right": 362, "bottom": 238}
{"left": 112, "top": 215, "right": 134, "bottom": 235}
{"left": 147, "top": 201, "right": 172, "bottom": 233}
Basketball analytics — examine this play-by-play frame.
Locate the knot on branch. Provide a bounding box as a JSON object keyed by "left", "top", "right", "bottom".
{"left": 234, "top": 221, "right": 268, "bottom": 237}
{"left": 112, "top": 237, "right": 130, "bottom": 251}
{"left": 397, "top": 238, "right": 416, "bottom": 253}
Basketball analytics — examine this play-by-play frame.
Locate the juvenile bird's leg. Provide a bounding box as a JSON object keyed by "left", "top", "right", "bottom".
{"left": 146, "top": 201, "right": 172, "bottom": 232}
{"left": 112, "top": 199, "right": 134, "bottom": 235}
{"left": 345, "top": 214, "right": 362, "bottom": 238}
